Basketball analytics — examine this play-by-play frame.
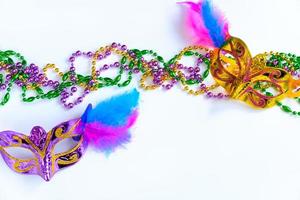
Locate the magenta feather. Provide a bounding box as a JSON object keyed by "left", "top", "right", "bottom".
{"left": 181, "top": 1, "right": 214, "bottom": 47}
{"left": 83, "top": 110, "right": 138, "bottom": 154}
{"left": 78, "top": 89, "right": 140, "bottom": 154}
{"left": 180, "top": 0, "right": 230, "bottom": 48}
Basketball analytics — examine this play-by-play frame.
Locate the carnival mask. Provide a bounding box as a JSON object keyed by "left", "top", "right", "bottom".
{"left": 0, "top": 89, "right": 139, "bottom": 181}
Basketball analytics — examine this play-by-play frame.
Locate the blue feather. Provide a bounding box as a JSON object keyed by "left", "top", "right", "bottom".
{"left": 83, "top": 89, "right": 140, "bottom": 126}
{"left": 81, "top": 104, "right": 92, "bottom": 124}
{"left": 201, "top": 0, "right": 227, "bottom": 47}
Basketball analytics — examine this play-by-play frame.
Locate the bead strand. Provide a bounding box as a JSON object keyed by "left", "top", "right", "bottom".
{"left": 0, "top": 47, "right": 299, "bottom": 110}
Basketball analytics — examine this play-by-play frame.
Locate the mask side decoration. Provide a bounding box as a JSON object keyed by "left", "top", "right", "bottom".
{"left": 80, "top": 89, "right": 140, "bottom": 154}
{"left": 0, "top": 119, "right": 87, "bottom": 181}
{"left": 0, "top": 89, "right": 140, "bottom": 181}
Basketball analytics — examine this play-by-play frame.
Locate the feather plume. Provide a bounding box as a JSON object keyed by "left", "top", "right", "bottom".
{"left": 80, "top": 89, "right": 140, "bottom": 154}
{"left": 180, "top": 0, "right": 230, "bottom": 48}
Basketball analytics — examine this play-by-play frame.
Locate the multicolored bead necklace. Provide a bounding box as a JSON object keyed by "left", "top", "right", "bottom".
{"left": 0, "top": 45, "right": 299, "bottom": 114}
{"left": 0, "top": 1, "right": 299, "bottom": 115}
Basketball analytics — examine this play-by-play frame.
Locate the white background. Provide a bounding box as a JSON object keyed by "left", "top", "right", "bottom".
{"left": 0, "top": 0, "right": 300, "bottom": 199}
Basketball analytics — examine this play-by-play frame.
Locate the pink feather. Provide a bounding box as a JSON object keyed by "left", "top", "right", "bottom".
{"left": 82, "top": 110, "right": 138, "bottom": 154}
{"left": 181, "top": 1, "right": 215, "bottom": 47}
{"left": 180, "top": 1, "right": 230, "bottom": 48}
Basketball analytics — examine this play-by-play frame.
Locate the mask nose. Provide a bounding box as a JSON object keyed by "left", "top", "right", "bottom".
{"left": 43, "top": 173, "right": 51, "bottom": 182}
{"left": 41, "top": 153, "right": 52, "bottom": 182}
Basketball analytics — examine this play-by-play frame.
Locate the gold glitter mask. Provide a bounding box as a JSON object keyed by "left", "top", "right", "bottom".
{"left": 210, "top": 37, "right": 293, "bottom": 108}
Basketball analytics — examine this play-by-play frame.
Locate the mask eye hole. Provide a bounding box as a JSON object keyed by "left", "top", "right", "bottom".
{"left": 221, "top": 50, "right": 235, "bottom": 59}
{"left": 252, "top": 81, "right": 281, "bottom": 96}
{"left": 5, "top": 147, "right": 35, "bottom": 160}
{"left": 53, "top": 137, "right": 80, "bottom": 155}
{"left": 219, "top": 50, "right": 240, "bottom": 75}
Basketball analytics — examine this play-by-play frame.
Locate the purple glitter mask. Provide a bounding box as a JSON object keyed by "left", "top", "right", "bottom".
{"left": 0, "top": 118, "right": 88, "bottom": 181}
{"left": 0, "top": 89, "right": 139, "bottom": 181}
